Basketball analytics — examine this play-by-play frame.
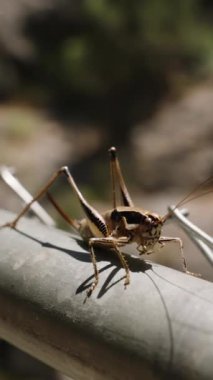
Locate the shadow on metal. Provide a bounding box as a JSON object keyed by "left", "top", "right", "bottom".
{"left": 0, "top": 209, "right": 213, "bottom": 380}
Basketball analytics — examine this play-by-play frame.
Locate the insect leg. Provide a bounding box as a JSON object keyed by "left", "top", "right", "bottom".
{"left": 61, "top": 167, "right": 109, "bottom": 238}
{"left": 1, "top": 166, "right": 108, "bottom": 239}
{"left": 46, "top": 192, "right": 80, "bottom": 231}
{"left": 108, "top": 147, "right": 134, "bottom": 207}
{"left": 86, "top": 236, "right": 130, "bottom": 297}
{"left": 111, "top": 240, "right": 130, "bottom": 286}
{"left": 159, "top": 237, "right": 200, "bottom": 276}
{"left": 1, "top": 168, "right": 66, "bottom": 229}
{"left": 87, "top": 238, "right": 100, "bottom": 297}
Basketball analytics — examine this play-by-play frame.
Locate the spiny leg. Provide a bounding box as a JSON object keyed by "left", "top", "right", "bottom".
{"left": 108, "top": 147, "right": 134, "bottom": 207}
{"left": 86, "top": 236, "right": 130, "bottom": 297}
{"left": 1, "top": 168, "right": 66, "bottom": 229}
{"left": 1, "top": 166, "right": 108, "bottom": 239}
{"left": 111, "top": 240, "right": 130, "bottom": 287}
{"left": 87, "top": 239, "right": 100, "bottom": 297}
{"left": 46, "top": 192, "right": 80, "bottom": 231}
{"left": 159, "top": 237, "right": 200, "bottom": 276}
{"left": 62, "top": 167, "right": 109, "bottom": 238}
{"left": 109, "top": 147, "right": 117, "bottom": 209}
{"left": 0, "top": 165, "right": 55, "bottom": 227}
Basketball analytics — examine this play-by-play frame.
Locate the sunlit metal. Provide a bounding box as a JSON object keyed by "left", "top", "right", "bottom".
{"left": 168, "top": 205, "right": 213, "bottom": 266}
{"left": 0, "top": 166, "right": 55, "bottom": 226}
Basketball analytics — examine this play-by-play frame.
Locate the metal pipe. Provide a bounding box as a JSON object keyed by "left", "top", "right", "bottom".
{"left": 0, "top": 166, "right": 55, "bottom": 226}
{"left": 168, "top": 205, "right": 213, "bottom": 265}
{"left": 0, "top": 209, "right": 213, "bottom": 380}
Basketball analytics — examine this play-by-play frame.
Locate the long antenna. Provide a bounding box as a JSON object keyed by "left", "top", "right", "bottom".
{"left": 162, "top": 175, "right": 213, "bottom": 223}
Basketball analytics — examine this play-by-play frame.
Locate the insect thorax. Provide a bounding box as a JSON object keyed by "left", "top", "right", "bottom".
{"left": 104, "top": 207, "right": 163, "bottom": 246}
{"left": 78, "top": 207, "right": 163, "bottom": 252}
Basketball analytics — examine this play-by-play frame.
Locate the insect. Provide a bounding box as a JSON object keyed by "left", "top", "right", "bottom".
{"left": 1, "top": 147, "right": 212, "bottom": 297}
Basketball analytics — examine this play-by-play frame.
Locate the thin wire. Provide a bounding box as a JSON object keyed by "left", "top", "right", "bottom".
{"left": 0, "top": 166, "right": 55, "bottom": 226}
{"left": 168, "top": 205, "right": 213, "bottom": 266}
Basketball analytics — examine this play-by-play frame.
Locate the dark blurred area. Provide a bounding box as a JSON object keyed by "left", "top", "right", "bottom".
{"left": 1, "top": 0, "right": 213, "bottom": 146}
{"left": 0, "top": 1, "right": 212, "bottom": 379}
{"left": 0, "top": 0, "right": 212, "bottom": 189}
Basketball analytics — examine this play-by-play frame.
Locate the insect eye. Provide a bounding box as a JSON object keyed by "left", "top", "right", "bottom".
{"left": 146, "top": 214, "right": 160, "bottom": 225}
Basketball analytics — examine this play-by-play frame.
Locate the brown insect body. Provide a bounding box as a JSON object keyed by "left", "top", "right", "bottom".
{"left": 106, "top": 207, "right": 162, "bottom": 249}
{"left": 2, "top": 146, "right": 209, "bottom": 297}
{"left": 78, "top": 206, "right": 163, "bottom": 251}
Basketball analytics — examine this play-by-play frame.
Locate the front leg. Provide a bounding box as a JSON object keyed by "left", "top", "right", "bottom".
{"left": 87, "top": 236, "right": 130, "bottom": 298}
{"left": 137, "top": 244, "right": 147, "bottom": 255}
{"left": 159, "top": 236, "right": 200, "bottom": 276}
{"left": 136, "top": 243, "right": 154, "bottom": 255}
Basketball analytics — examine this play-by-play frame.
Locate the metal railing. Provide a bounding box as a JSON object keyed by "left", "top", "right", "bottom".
{"left": 0, "top": 209, "right": 213, "bottom": 380}
{"left": 168, "top": 205, "right": 213, "bottom": 265}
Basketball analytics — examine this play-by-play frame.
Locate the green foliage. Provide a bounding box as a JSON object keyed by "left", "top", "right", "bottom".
{"left": 2, "top": 0, "right": 213, "bottom": 142}
{"left": 60, "top": 37, "right": 105, "bottom": 93}
{"left": 48, "top": 2, "right": 212, "bottom": 92}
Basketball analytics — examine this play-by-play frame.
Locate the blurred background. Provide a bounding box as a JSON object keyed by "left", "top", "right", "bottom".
{"left": 0, "top": 0, "right": 212, "bottom": 379}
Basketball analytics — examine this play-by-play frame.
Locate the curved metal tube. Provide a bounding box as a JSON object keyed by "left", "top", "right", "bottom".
{"left": 0, "top": 209, "right": 213, "bottom": 380}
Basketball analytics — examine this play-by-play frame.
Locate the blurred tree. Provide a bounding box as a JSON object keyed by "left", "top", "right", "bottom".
{"left": 2, "top": 0, "right": 213, "bottom": 145}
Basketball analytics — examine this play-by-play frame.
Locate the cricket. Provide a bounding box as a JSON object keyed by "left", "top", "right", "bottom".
{"left": 1, "top": 147, "right": 212, "bottom": 297}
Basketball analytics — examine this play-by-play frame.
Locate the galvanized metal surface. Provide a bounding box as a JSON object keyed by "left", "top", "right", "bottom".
{"left": 168, "top": 205, "right": 213, "bottom": 265}
{"left": 0, "top": 209, "right": 212, "bottom": 380}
